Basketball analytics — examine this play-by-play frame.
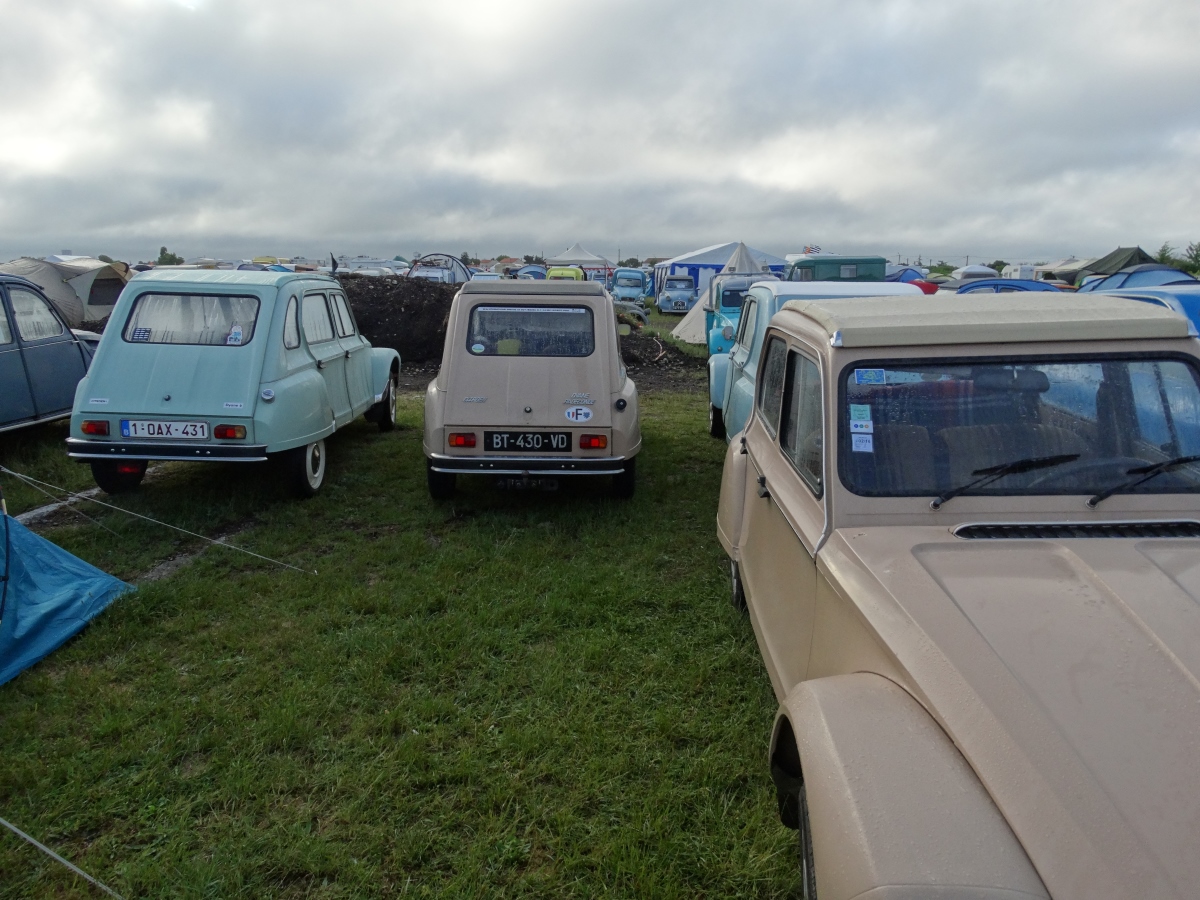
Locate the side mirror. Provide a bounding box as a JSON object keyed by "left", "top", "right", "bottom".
{"left": 722, "top": 326, "right": 734, "bottom": 341}
{"left": 618, "top": 323, "right": 632, "bottom": 336}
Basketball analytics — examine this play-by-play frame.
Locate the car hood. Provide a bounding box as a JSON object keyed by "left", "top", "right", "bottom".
{"left": 822, "top": 526, "right": 1200, "bottom": 899}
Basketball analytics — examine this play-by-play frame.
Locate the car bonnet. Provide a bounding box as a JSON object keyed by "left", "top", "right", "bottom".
{"left": 821, "top": 525, "right": 1200, "bottom": 899}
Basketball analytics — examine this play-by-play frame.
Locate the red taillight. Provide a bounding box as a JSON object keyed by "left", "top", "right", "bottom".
{"left": 116, "top": 463, "right": 143, "bottom": 475}
{"left": 579, "top": 434, "right": 608, "bottom": 450}
{"left": 81, "top": 420, "right": 109, "bottom": 436}
{"left": 448, "top": 432, "right": 476, "bottom": 448}
{"left": 213, "top": 424, "right": 247, "bottom": 440}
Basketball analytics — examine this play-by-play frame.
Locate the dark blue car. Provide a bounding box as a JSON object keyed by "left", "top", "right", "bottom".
{"left": 1097, "top": 284, "right": 1200, "bottom": 337}
{"left": 0, "top": 274, "right": 94, "bottom": 433}
{"left": 956, "top": 278, "right": 1062, "bottom": 294}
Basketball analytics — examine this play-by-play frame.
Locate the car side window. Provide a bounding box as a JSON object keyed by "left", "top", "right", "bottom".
{"left": 331, "top": 293, "right": 356, "bottom": 338}
{"left": 780, "top": 350, "right": 824, "bottom": 496}
{"left": 736, "top": 298, "right": 757, "bottom": 349}
{"left": 9, "top": 288, "right": 63, "bottom": 341}
{"left": 302, "top": 294, "right": 335, "bottom": 344}
{"left": 0, "top": 300, "right": 13, "bottom": 344}
{"left": 283, "top": 297, "right": 300, "bottom": 349}
{"left": 756, "top": 337, "right": 788, "bottom": 436}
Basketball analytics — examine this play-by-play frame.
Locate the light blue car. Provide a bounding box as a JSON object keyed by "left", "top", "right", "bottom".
{"left": 68, "top": 269, "right": 401, "bottom": 497}
{"left": 611, "top": 268, "right": 649, "bottom": 308}
{"left": 704, "top": 274, "right": 762, "bottom": 357}
{"left": 1095, "top": 284, "right": 1200, "bottom": 336}
{"left": 708, "top": 281, "right": 922, "bottom": 440}
{"left": 656, "top": 274, "right": 696, "bottom": 314}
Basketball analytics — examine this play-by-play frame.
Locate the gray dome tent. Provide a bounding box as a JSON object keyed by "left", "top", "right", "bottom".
{"left": 0, "top": 256, "right": 130, "bottom": 326}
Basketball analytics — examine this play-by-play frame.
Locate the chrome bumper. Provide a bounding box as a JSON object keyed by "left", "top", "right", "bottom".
{"left": 67, "top": 437, "right": 268, "bottom": 463}
{"left": 428, "top": 453, "right": 626, "bottom": 476}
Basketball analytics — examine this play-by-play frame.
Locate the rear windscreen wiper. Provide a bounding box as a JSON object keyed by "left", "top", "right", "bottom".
{"left": 930, "top": 454, "right": 1080, "bottom": 510}
{"left": 1087, "top": 455, "right": 1200, "bottom": 508}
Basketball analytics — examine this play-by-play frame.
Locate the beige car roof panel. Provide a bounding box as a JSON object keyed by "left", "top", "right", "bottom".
{"left": 459, "top": 281, "right": 605, "bottom": 297}
{"left": 779, "top": 294, "right": 1193, "bottom": 348}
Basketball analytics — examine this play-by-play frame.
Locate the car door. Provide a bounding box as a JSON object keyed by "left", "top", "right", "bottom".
{"left": 722, "top": 295, "right": 759, "bottom": 437}
{"left": 329, "top": 290, "right": 372, "bottom": 416}
{"left": 302, "top": 292, "right": 353, "bottom": 426}
{"left": 739, "top": 336, "right": 825, "bottom": 698}
{"left": 0, "top": 290, "right": 36, "bottom": 425}
{"left": 8, "top": 284, "right": 87, "bottom": 417}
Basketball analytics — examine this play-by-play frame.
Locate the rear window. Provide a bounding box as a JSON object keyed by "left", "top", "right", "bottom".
{"left": 123, "top": 293, "right": 259, "bottom": 346}
{"left": 467, "top": 305, "right": 595, "bottom": 357}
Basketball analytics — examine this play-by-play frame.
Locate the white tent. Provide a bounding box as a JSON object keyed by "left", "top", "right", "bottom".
{"left": 0, "top": 256, "right": 131, "bottom": 326}
{"left": 546, "top": 243, "right": 614, "bottom": 281}
{"left": 654, "top": 242, "right": 786, "bottom": 295}
{"left": 950, "top": 264, "right": 998, "bottom": 280}
{"left": 670, "top": 243, "right": 778, "bottom": 346}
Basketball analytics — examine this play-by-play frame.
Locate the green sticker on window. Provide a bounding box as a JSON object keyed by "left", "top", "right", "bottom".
{"left": 850, "top": 404, "right": 872, "bottom": 421}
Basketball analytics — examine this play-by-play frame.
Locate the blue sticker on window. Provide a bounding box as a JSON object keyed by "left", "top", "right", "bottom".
{"left": 131, "top": 327, "right": 151, "bottom": 342}
{"left": 854, "top": 368, "right": 885, "bottom": 385}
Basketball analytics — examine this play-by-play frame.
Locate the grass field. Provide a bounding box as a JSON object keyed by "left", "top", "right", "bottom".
{"left": 0, "top": 391, "right": 798, "bottom": 898}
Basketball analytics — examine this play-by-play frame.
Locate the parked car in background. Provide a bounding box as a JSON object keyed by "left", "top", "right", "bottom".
{"left": 424, "top": 281, "right": 640, "bottom": 499}
{"left": 717, "top": 292, "right": 1200, "bottom": 899}
{"left": 1097, "top": 283, "right": 1200, "bottom": 336}
{"left": 68, "top": 270, "right": 400, "bottom": 496}
{"left": 785, "top": 254, "right": 887, "bottom": 282}
{"left": 708, "top": 281, "right": 921, "bottom": 440}
{"left": 610, "top": 268, "right": 649, "bottom": 309}
{"left": 1076, "top": 263, "right": 1196, "bottom": 293}
{"left": 546, "top": 266, "right": 586, "bottom": 281}
{"left": 703, "top": 273, "right": 768, "bottom": 357}
{"left": 954, "top": 278, "right": 1062, "bottom": 293}
{"left": 0, "top": 274, "right": 95, "bottom": 434}
{"left": 656, "top": 274, "right": 697, "bottom": 314}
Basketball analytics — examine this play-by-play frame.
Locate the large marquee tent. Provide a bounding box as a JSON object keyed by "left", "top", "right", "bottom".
{"left": 545, "top": 243, "right": 615, "bottom": 282}
{"left": 653, "top": 242, "right": 786, "bottom": 296}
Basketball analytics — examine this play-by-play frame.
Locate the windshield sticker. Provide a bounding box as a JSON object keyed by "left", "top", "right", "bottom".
{"left": 852, "top": 434, "right": 874, "bottom": 453}
{"left": 565, "top": 406, "right": 593, "bottom": 422}
{"left": 850, "top": 419, "right": 873, "bottom": 434}
{"left": 854, "top": 368, "right": 885, "bottom": 385}
{"left": 471, "top": 342, "right": 485, "bottom": 354}
{"left": 850, "top": 404, "right": 871, "bottom": 421}
{"left": 131, "top": 327, "right": 151, "bottom": 342}
{"left": 226, "top": 323, "right": 244, "bottom": 345}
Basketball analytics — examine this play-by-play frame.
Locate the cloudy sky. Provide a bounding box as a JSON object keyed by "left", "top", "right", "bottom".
{"left": 2, "top": 0, "right": 1198, "bottom": 265}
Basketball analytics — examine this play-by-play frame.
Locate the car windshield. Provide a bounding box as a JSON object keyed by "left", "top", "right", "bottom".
{"left": 616, "top": 276, "right": 642, "bottom": 287}
{"left": 467, "top": 305, "right": 595, "bottom": 357}
{"left": 665, "top": 279, "right": 692, "bottom": 290}
{"left": 721, "top": 288, "right": 748, "bottom": 309}
{"left": 839, "top": 356, "right": 1200, "bottom": 498}
{"left": 122, "top": 293, "right": 260, "bottom": 346}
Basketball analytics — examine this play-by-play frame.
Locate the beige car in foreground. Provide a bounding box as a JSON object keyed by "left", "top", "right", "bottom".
{"left": 424, "top": 280, "right": 640, "bottom": 498}
{"left": 717, "top": 293, "right": 1200, "bottom": 899}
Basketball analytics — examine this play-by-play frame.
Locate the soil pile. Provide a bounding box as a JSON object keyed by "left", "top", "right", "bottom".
{"left": 619, "top": 331, "right": 707, "bottom": 392}
{"left": 340, "top": 274, "right": 457, "bottom": 363}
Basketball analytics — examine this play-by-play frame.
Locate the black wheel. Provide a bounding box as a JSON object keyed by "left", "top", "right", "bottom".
{"left": 709, "top": 403, "right": 726, "bottom": 439}
{"left": 285, "top": 438, "right": 326, "bottom": 497}
{"left": 611, "top": 456, "right": 636, "bottom": 499}
{"left": 730, "top": 559, "right": 747, "bottom": 612}
{"left": 427, "top": 459, "right": 456, "bottom": 500}
{"left": 796, "top": 780, "right": 817, "bottom": 899}
{"left": 90, "top": 460, "right": 147, "bottom": 494}
{"left": 372, "top": 376, "right": 397, "bottom": 432}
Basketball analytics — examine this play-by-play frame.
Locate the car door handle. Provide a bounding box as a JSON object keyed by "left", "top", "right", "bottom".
{"left": 344, "top": 350, "right": 351, "bottom": 359}
{"left": 317, "top": 359, "right": 326, "bottom": 369}
{"left": 757, "top": 475, "right": 770, "bottom": 499}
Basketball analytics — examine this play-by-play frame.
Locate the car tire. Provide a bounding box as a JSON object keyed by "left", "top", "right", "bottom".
{"left": 427, "top": 459, "right": 456, "bottom": 500}
{"left": 730, "top": 559, "right": 747, "bottom": 612}
{"left": 709, "top": 402, "right": 726, "bottom": 440}
{"left": 286, "top": 438, "right": 326, "bottom": 497}
{"left": 372, "top": 377, "right": 397, "bottom": 432}
{"left": 90, "top": 460, "right": 147, "bottom": 495}
{"left": 794, "top": 779, "right": 817, "bottom": 899}
{"left": 611, "top": 457, "right": 636, "bottom": 499}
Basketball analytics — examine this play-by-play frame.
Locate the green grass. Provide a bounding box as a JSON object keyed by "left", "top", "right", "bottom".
{"left": 0, "top": 392, "right": 797, "bottom": 898}
{"left": 640, "top": 309, "right": 709, "bottom": 360}
{"left": 0, "top": 418, "right": 97, "bottom": 517}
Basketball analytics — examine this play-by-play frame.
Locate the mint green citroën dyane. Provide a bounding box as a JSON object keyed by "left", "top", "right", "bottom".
{"left": 67, "top": 269, "right": 401, "bottom": 497}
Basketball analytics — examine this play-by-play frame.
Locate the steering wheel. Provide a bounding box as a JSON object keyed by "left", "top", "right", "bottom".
{"left": 1025, "top": 456, "right": 1149, "bottom": 489}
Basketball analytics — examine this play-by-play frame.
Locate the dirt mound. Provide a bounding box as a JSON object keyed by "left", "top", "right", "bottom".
{"left": 340, "top": 274, "right": 457, "bottom": 363}
{"left": 619, "top": 331, "right": 707, "bottom": 392}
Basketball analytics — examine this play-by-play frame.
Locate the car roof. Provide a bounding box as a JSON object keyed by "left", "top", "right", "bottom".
{"left": 1101, "top": 284, "right": 1200, "bottom": 299}
{"left": 755, "top": 280, "right": 923, "bottom": 298}
{"left": 777, "top": 293, "right": 1193, "bottom": 348}
{"left": 460, "top": 281, "right": 605, "bottom": 297}
{"left": 128, "top": 268, "right": 338, "bottom": 288}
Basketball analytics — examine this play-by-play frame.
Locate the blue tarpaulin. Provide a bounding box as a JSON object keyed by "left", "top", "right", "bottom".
{"left": 0, "top": 516, "right": 131, "bottom": 686}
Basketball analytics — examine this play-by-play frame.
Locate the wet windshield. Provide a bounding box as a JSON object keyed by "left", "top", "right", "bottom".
{"left": 467, "top": 305, "right": 595, "bottom": 357}
{"left": 122, "top": 293, "right": 260, "bottom": 345}
{"left": 615, "top": 276, "right": 642, "bottom": 287}
{"left": 839, "top": 356, "right": 1200, "bottom": 498}
{"left": 665, "top": 278, "right": 692, "bottom": 291}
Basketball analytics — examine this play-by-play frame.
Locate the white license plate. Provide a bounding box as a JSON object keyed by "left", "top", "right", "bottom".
{"left": 121, "top": 419, "right": 209, "bottom": 439}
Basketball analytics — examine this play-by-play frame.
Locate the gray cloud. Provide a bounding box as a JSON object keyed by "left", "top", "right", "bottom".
{"left": 2, "top": 0, "right": 1199, "bottom": 265}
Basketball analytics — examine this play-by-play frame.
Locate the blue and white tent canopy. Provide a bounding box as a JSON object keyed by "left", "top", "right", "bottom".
{"left": 654, "top": 242, "right": 786, "bottom": 295}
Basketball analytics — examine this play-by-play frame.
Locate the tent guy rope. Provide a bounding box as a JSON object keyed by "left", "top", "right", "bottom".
{"left": 0, "top": 816, "right": 126, "bottom": 899}
{"left": 0, "top": 466, "right": 315, "bottom": 575}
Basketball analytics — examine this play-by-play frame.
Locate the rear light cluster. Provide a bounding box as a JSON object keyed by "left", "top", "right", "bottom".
{"left": 579, "top": 434, "right": 608, "bottom": 450}
{"left": 448, "top": 432, "right": 476, "bottom": 448}
{"left": 214, "top": 424, "right": 247, "bottom": 440}
{"left": 81, "top": 420, "right": 109, "bottom": 436}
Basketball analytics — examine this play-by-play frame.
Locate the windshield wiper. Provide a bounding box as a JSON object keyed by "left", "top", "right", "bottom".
{"left": 1086, "top": 455, "right": 1200, "bottom": 508}
{"left": 930, "top": 454, "right": 1080, "bottom": 510}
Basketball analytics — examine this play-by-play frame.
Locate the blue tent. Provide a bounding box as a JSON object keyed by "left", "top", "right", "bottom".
{"left": 0, "top": 517, "right": 131, "bottom": 686}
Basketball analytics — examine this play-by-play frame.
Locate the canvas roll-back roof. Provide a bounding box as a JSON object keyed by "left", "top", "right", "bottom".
{"left": 779, "top": 294, "right": 1193, "bottom": 348}
{"left": 460, "top": 281, "right": 605, "bottom": 297}
{"left": 128, "top": 269, "right": 337, "bottom": 288}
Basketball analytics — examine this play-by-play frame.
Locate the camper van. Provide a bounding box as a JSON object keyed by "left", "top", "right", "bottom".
{"left": 785, "top": 254, "right": 887, "bottom": 282}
